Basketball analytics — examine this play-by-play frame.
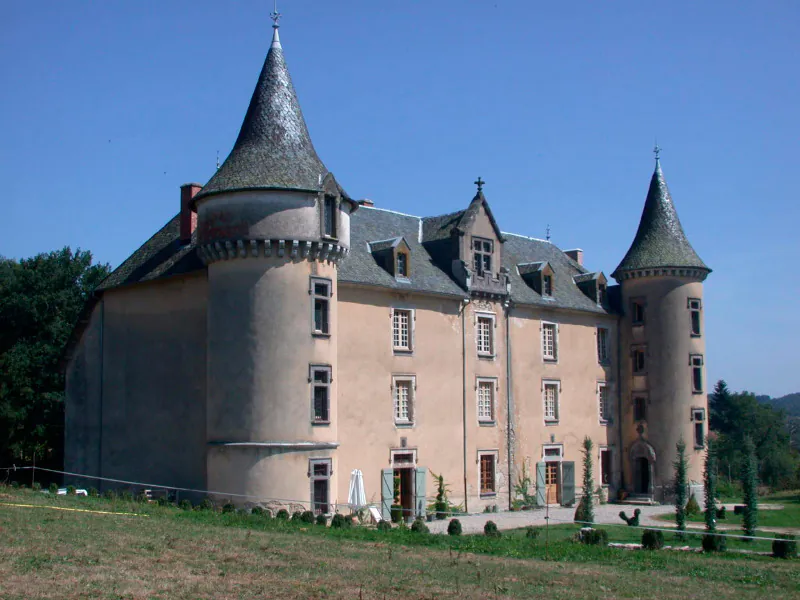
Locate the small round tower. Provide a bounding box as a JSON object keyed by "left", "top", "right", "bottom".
{"left": 193, "top": 21, "right": 356, "bottom": 509}
{"left": 613, "top": 155, "right": 711, "bottom": 502}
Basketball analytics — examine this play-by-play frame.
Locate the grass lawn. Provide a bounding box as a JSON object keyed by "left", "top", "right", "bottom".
{"left": 0, "top": 486, "right": 798, "bottom": 599}
{"left": 654, "top": 490, "right": 800, "bottom": 530}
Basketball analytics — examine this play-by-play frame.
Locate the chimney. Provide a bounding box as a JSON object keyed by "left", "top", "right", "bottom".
{"left": 180, "top": 183, "right": 202, "bottom": 243}
{"left": 358, "top": 198, "right": 375, "bottom": 207}
{"left": 565, "top": 249, "right": 584, "bottom": 266}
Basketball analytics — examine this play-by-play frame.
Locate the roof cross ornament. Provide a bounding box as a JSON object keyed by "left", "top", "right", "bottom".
{"left": 653, "top": 142, "right": 662, "bottom": 162}
{"left": 270, "top": 0, "right": 281, "bottom": 28}
{"left": 474, "top": 177, "right": 485, "bottom": 192}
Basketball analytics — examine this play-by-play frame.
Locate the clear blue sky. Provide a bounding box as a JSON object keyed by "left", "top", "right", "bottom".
{"left": 2, "top": 1, "right": 798, "bottom": 396}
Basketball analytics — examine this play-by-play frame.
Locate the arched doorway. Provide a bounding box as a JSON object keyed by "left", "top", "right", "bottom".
{"left": 630, "top": 439, "right": 656, "bottom": 497}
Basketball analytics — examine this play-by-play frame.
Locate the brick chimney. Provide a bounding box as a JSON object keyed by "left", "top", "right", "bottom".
{"left": 180, "top": 183, "right": 202, "bottom": 243}
{"left": 565, "top": 248, "right": 583, "bottom": 266}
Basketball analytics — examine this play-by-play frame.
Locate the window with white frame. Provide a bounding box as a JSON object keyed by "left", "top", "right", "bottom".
{"left": 543, "top": 274, "right": 553, "bottom": 297}
{"left": 392, "top": 308, "right": 413, "bottom": 352}
{"left": 393, "top": 376, "right": 415, "bottom": 425}
{"left": 309, "top": 459, "right": 331, "bottom": 514}
{"left": 692, "top": 408, "right": 705, "bottom": 448}
{"left": 311, "top": 278, "right": 331, "bottom": 335}
{"left": 689, "top": 298, "right": 702, "bottom": 337}
{"left": 310, "top": 365, "right": 331, "bottom": 424}
{"left": 543, "top": 380, "right": 560, "bottom": 422}
{"left": 479, "top": 451, "right": 497, "bottom": 495}
{"left": 542, "top": 322, "right": 558, "bottom": 361}
{"left": 596, "top": 327, "right": 609, "bottom": 363}
{"left": 690, "top": 354, "right": 704, "bottom": 393}
{"left": 476, "top": 314, "right": 494, "bottom": 357}
{"left": 477, "top": 379, "right": 496, "bottom": 423}
{"left": 597, "top": 382, "right": 609, "bottom": 424}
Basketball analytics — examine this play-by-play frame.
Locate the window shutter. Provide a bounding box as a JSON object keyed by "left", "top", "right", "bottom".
{"left": 380, "top": 468, "right": 394, "bottom": 521}
{"left": 414, "top": 467, "right": 428, "bottom": 518}
{"left": 535, "top": 462, "right": 547, "bottom": 506}
{"left": 561, "top": 461, "right": 576, "bottom": 506}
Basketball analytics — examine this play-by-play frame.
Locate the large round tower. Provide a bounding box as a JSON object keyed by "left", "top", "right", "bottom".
{"left": 193, "top": 21, "right": 356, "bottom": 510}
{"left": 613, "top": 155, "right": 711, "bottom": 502}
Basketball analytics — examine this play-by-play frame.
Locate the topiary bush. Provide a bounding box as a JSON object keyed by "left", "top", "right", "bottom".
{"left": 291, "top": 511, "right": 303, "bottom": 522}
{"left": 48, "top": 482, "right": 59, "bottom": 495}
{"left": 222, "top": 503, "right": 236, "bottom": 514}
{"left": 526, "top": 526, "right": 540, "bottom": 540}
{"left": 716, "top": 506, "right": 726, "bottom": 520}
{"left": 641, "top": 529, "right": 665, "bottom": 550}
{"left": 377, "top": 520, "right": 392, "bottom": 532}
{"left": 772, "top": 534, "right": 798, "bottom": 559}
{"left": 103, "top": 489, "right": 116, "bottom": 500}
{"left": 179, "top": 499, "right": 193, "bottom": 511}
{"left": 447, "top": 518, "right": 462, "bottom": 536}
{"left": 390, "top": 504, "right": 403, "bottom": 523}
{"left": 411, "top": 517, "right": 429, "bottom": 534}
{"left": 250, "top": 506, "right": 264, "bottom": 516}
{"left": 88, "top": 487, "right": 99, "bottom": 498}
{"left": 702, "top": 533, "right": 727, "bottom": 552}
{"left": 618, "top": 508, "right": 641, "bottom": 526}
{"left": 344, "top": 515, "right": 355, "bottom": 528}
{"left": 199, "top": 498, "right": 214, "bottom": 511}
{"left": 484, "top": 520, "right": 501, "bottom": 538}
{"left": 66, "top": 485, "right": 76, "bottom": 496}
{"left": 276, "top": 509, "right": 290, "bottom": 521}
{"left": 32, "top": 482, "right": 41, "bottom": 492}
{"left": 330, "top": 513, "right": 347, "bottom": 529}
{"left": 316, "top": 514, "right": 327, "bottom": 526}
{"left": 120, "top": 491, "right": 134, "bottom": 502}
{"left": 300, "top": 510, "right": 315, "bottom": 524}
{"left": 685, "top": 493, "right": 701, "bottom": 516}
{"left": 579, "top": 528, "right": 609, "bottom": 546}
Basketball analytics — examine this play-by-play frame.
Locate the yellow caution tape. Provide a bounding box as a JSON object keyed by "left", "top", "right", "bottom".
{"left": 0, "top": 502, "right": 148, "bottom": 517}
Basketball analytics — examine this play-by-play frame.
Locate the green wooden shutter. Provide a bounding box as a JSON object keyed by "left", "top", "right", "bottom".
{"left": 380, "top": 468, "right": 394, "bottom": 521}
{"left": 414, "top": 467, "right": 428, "bottom": 518}
{"left": 535, "top": 462, "right": 546, "bottom": 506}
{"left": 561, "top": 461, "right": 576, "bottom": 506}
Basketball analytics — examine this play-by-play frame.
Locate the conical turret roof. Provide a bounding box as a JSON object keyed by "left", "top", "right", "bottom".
{"left": 613, "top": 160, "right": 709, "bottom": 279}
{"left": 194, "top": 27, "right": 328, "bottom": 202}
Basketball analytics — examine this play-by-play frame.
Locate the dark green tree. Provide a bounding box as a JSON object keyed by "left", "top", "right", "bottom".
{"left": 0, "top": 248, "right": 109, "bottom": 470}
{"left": 741, "top": 436, "right": 758, "bottom": 540}
{"left": 674, "top": 437, "right": 688, "bottom": 539}
{"left": 574, "top": 436, "right": 594, "bottom": 524}
{"left": 704, "top": 439, "right": 718, "bottom": 533}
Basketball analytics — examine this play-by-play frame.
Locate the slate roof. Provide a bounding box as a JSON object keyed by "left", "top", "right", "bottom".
{"left": 194, "top": 28, "right": 329, "bottom": 202}
{"left": 613, "top": 161, "right": 710, "bottom": 278}
{"left": 419, "top": 191, "right": 505, "bottom": 244}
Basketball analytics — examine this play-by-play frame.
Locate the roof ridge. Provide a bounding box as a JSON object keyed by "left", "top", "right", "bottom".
{"left": 361, "top": 205, "right": 422, "bottom": 220}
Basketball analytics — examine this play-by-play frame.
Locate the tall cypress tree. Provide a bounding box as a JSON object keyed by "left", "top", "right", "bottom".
{"left": 674, "top": 437, "right": 688, "bottom": 539}
{"left": 704, "top": 439, "right": 718, "bottom": 533}
{"left": 741, "top": 436, "right": 758, "bottom": 540}
{"left": 580, "top": 436, "right": 595, "bottom": 524}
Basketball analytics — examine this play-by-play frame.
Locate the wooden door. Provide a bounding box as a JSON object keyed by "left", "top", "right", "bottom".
{"left": 545, "top": 463, "right": 559, "bottom": 504}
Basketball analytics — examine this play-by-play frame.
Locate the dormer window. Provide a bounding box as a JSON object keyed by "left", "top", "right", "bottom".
{"left": 473, "top": 238, "right": 493, "bottom": 276}
{"left": 396, "top": 252, "right": 408, "bottom": 277}
{"left": 543, "top": 274, "right": 553, "bottom": 297}
{"left": 322, "top": 195, "right": 337, "bottom": 238}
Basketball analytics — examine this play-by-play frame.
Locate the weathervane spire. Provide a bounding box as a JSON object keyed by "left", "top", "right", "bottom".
{"left": 270, "top": 0, "right": 281, "bottom": 28}
{"left": 653, "top": 140, "right": 662, "bottom": 164}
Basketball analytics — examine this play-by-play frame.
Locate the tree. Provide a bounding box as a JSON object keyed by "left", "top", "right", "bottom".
{"left": 574, "top": 436, "right": 594, "bottom": 524}
{"left": 704, "top": 439, "right": 718, "bottom": 533}
{"left": 674, "top": 437, "right": 688, "bottom": 539}
{"left": 741, "top": 436, "right": 758, "bottom": 540}
{"left": 0, "top": 248, "right": 109, "bottom": 471}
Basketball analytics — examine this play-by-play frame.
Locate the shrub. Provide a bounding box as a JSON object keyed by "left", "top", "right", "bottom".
{"left": 316, "top": 514, "right": 327, "bottom": 526}
{"left": 574, "top": 500, "right": 590, "bottom": 524}
{"left": 579, "top": 437, "right": 595, "bottom": 524}
{"left": 377, "top": 520, "right": 392, "bottom": 532}
{"left": 526, "top": 526, "right": 540, "bottom": 540}
{"left": 300, "top": 510, "right": 315, "bottom": 524}
{"left": 276, "top": 509, "right": 290, "bottom": 521}
{"left": 716, "top": 506, "right": 726, "bottom": 520}
{"left": 32, "top": 482, "right": 41, "bottom": 492}
{"left": 772, "top": 534, "right": 798, "bottom": 559}
{"left": 619, "top": 509, "right": 641, "bottom": 526}
{"left": 88, "top": 487, "right": 99, "bottom": 498}
{"left": 48, "top": 483, "right": 59, "bottom": 495}
{"left": 432, "top": 472, "right": 449, "bottom": 520}
{"left": 179, "top": 499, "right": 193, "bottom": 511}
{"left": 199, "top": 498, "right": 214, "bottom": 511}
{"left": 702, "top": 533, "right": 727, "bottom": 552}
{"left": 330, "top": 513, "right": 347, "bottom": 529}
{"left": 733, "top": 505, "right": 745, "bottom": 516}
{"left": 579, "top": 528, "right": 608, "bottom": 546}
{"left": 447, "top": 518, "right": 462, "bottom": 536}
{"left": 157, "top": 496, "right": 169, "bottom": 507}
{"left": 685, "top": 494, "right": 701, "bottom": 516}
{"left": 411, "top": 517, "right": 429, "bottom": 534}
{"left": 222, "top": 503, "right": 236, "bottom": 514}
{"left": 103, "top": 489, "right": 116, "bottom": 500}
{"left": 10, "top": 481, "right": 19, "bottom": 489}
{"left": 291, "top": 511, "right": 303, "bottom": 522}
{"left": 641, "top": 529, "right": 665, "bottom": 550}
{"left": 390, "top": 504, "right": 403, "bottom": 523}
{"left": 484, "top": 520, "right": 501, "bottom": 538}
{"left": 66, "top": 485, "right": 76, "bottom": 496}
{"left": 344, "top": 514, "right": 355, "bottom": 528}
{"left": 250, "top": 506, "right": 264, "bottom": 516}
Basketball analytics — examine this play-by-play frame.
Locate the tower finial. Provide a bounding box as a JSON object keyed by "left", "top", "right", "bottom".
{"left": 546, "top": 224, "right": 551, "bottom": 242}
{"left": 216, "top": 150, "right": 220, "bottom": 171}
{"left": 270, "top": 0, "right": 281, "bottom": 28}
{"left": 653, "top": 140, "right": 662, "bottom": 163}
{"left": 474, "top": 176, "right": 484, "bottom": 193}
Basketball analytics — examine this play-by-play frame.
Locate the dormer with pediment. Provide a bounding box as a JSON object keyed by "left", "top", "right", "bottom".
{"left": 369, "top": 236, "right": 411, "bottom": 280}
{"left": 573, "top": 271, "right": 609, "bottom": 307}
{"left": 518, "top": 261, "right": 556, "bottom": 299}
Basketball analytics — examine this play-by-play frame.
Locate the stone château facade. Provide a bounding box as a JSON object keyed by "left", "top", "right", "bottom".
{"left": 64, "top": 21, "right": 711, "bottom": 517}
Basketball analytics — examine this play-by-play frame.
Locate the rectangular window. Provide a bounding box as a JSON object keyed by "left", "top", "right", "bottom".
{"left": 692, "top": 408, "right": 705, "bottom": 448}
{"left": 311, "top": 278, "right": 331, "bottom": 335}
{"left": 476, "top": 314, "right": 494, "bottom": 356}
{"left": 477, "top": 379, "right": 495, "bottom": 423}
{"left": 396, "top": 252, "right": 408, "bottom": 277}
{"left": 542, "top": 322, "right": 558, "bottom": 361}
{"left": 392, "top": 309, "right": 412, "bottom": 352}
{"left": 689, "top": 298, "right": 702, "bottom": 337}
{"left": 323, "top": 196, "right": 336, "bottom": 238}
{"left": 479, "top": 453, "right": 496, "bottom": 495}
{"left": 596, "top": 327, "right": 609, "bottom": 363}
{"left": 598, "top": 382, "right": 609, "bottom": 424}
{"left": 632, "top": 346, "right": 646, "bottom": 374}
{"left": 543, "top": 380, "right": 560, "bottom": 422}
{"left": 310, "top": 365, "right": 331, "bottom": 424}
{"left": 597, "top": 283, "right": 607, "bottom": 305}
{"left": 631, "top": 299, "right": 645, "bottom": 325}
{"left": 543, "top": 274, "right": 553, "bottom": 297}
{"left": 633, "top": 396, "right": 647, "bottom": 421}
{"left": 393, "top": 377, "right": 414, "bottom": 425}
{"left": 309, "top": 459, "right": 331, "bottom": 515}
{"left": 472, "top": 238, "right": 493, "bottom": 276}
{"left": 691, "top": 355, "right": 704, "bottom": 393}
{"left": 600, "top": 448, "right": 611, "bottom": 485}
